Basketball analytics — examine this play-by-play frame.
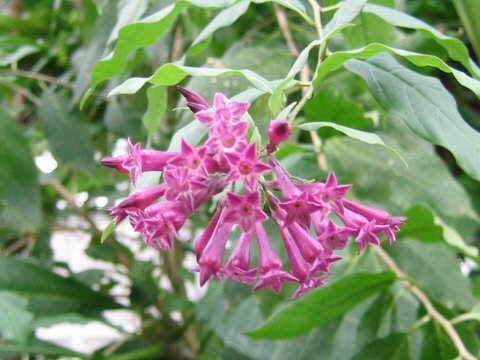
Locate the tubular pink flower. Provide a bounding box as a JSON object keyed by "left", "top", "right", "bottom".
{"left": 223, "top": 230, "right": 257, "bottom": 285}
{"left": 291, "top": 276, "right": 328, "bottom": 298}
{"left": 224, "top": 143, "right": 271, "bottom": 191}
{"left": 197, "top": 218, "right": 233, "bottom": 286}
{"left": 108, "top": 184, "right": 166, "bottom": 223}
{"left": 343, "top": 199, "right": 406, "bottom": 244}
{"left": 278, "top": 226, "right": 309, "bottom": 282}
{"left": 195, "top": 93, "right": 250, "bottom": 126}
{"left": 101, "top": 138, "right": 176, "bottom": 185}
{"left": 253, "top": 222, "right": 296, "bottom": 294}
{"left": 205, "top": 120, "right": 248, "bottom": 166}
{"left": 195, "top": 207, "right": 223, "bottom": 258}
{"left": 317, "top": 220, "right": 354, "bottom": 252}
{"left": 168, "top": 140, "right": 210, "bottom": 178}
{"left": 223, "top": 191, "right": 268, "bottom": 232}
{"left": 163, "top": 166, "right": 208, "bottom": 211}
{"left": 270, "top": 157, "right": 301, "bottom": 198}
{"left": 286, "top": 222, "right": 324, "bottom": 263}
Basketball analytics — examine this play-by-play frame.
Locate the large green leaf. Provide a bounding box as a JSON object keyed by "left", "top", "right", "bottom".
{"left": 0, "top": 292, "right": 33, "bottom": 345}
{"left": 297, "top": 122, "right": 406, "bottom": 165}
{"left": 323, "top": 0, "right": 368, "bottom": 38}
{"left": 0, "top": 113, "right": 41, "bottom": 231}
{"left": 0, "top": 256, "right": 121, "bottom": 317}
{"left": 81, "top": 0, "right": 239, "bottom": 106}
{"left": 109, "top": 63, "right": 275, "bottom": 96}
{"left": 325, "top": 131, "right": 477, "bottom": 221}
{"left": 352, "top": 333, "right": 412, "bottom": 360}
{"left": 142, "top": 85, "right": 167, "bottom": 133}
{"left": 388, "top": 240, "right": 476, "bottom": 310}
{"left": 39, "top": 89, "right": 95, "bottom": 173}
{"left": 420, "top": 321, "right": 457, "bottom": 360}
{"left": 313, "top": 43, "right": 480, "bottom": 96}
{"left": 246, "top": 272, "right": 396, "bottom": 339}
{"left": 363, "top": 3, "right": 480, "bottom": 78}
{"left": 453, "top": 0, "right": 480, "bottom": 60}
{"left": 188, "top": 0, "right": 251, "bottom": 54}
{"left": 344, "top": 53, "right": 480, "bottom": 182}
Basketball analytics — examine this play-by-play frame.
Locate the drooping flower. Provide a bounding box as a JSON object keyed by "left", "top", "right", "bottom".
{"left": 101, "top": 88, "right": 405, "bottom": 297}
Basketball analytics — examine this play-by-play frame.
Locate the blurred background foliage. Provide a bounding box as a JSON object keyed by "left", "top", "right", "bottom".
{"left": 0, "top": 0, "right": 479, "bottom": 359}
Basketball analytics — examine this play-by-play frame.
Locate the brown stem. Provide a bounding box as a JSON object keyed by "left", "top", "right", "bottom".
{"left": 274, "top": 3, "right": 327, "bottom": 171}
{"left": 373, "top": 246, "right": 477, "bottom": 360}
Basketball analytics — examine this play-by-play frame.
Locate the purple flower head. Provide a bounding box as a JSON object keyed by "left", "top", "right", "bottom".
{"left": 196, "top": 93, "right": 250, "bottom": 126}
{"left": 223, "top": 230, "right": 257, "bottom": 285}
{"left": 286, "top": 222, "right": 324, "bottom": 263}
{"left": 318, "top": 220, "right": 354, "bottom": 252}
{"left": 223, "top": 191, "right": 268, "bottom": 232}
{"left": 178, "top": 86, "right": 210, "bottom": 113}
{"left": 254, "top": 222, "right": 297, "bottom": 294}
{"left": 224, "top": 143, "right": 271, "bottom": 191}
{"left": 169, "top": 139, "right": 210, "bottom": 178}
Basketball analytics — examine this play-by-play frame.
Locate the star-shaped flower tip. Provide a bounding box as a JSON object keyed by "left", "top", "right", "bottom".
{"left": 224, "top": 143, "right": 271, "bottom": 191}
{"left": 278, "top": 191, "right": 323, "bottom": 228}
{"left": 195, "top": 93, "right": 250, "bottom": 126}
{"left": 223, "top": 191, "right": 268, "bottom": 232}
{"left": 169, "top": 139, "right": 209, "bottom": 178}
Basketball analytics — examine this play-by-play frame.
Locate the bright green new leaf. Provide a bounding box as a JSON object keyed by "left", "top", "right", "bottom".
{"left": 101, "top": 220, "right": 116, "bottom": 244}
{"left": 345, "top": 54, "right": 480, "bottom": 182}
{"left": 143, "top": 85, "right": 167, "bottom": 133}
{"left": 246, "top": 272, "right": 396, "bottom": 339}
{"left": 297, "top": 122, "right": 407, "bottom": 166}
{"left": 323, "top": 0, "right": 368, "bottom": 38}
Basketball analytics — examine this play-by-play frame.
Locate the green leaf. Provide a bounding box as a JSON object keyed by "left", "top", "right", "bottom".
{"left": 82, "top": 0, "right": 239, "bottom": 106}
{"left": 109, "top": 63, "right": 274, "bottom": 96}
{"left": 323, "top": 0, "right": 368, "bottom": 38}
{"left": 188, "top": 1, "right": 251, "bottom": 55}
{"left": 0, "top": 292, "right": 33, "bottom": 345}
{"left": 363, "top": 3, "right": 480, "bottom": 78}
{"left": 168, "top": 120, "right": 208, "bottom": 152}
{"left": 453, "top": 0, "right": 480, "bottom": 60}
{"left": 0, "top": 338, "right": 86, "bottom": 358}
{"left": 314, "top": 43, "right": 480, "bottom": 96}
{"left": 0, "top": 113, "right": 41, "bottom": 231}
{"left": 39, "top": 88, "right": 95, "bottom": 173}
{"left": 388, "top": 240, "right": 476, "bottom": 310}
{"left": 246, "top": 272, "right": 396, "bottom": 339}
{"left": 101, "top": 220, "right": 116, "bottom": 243}
{"left": 420, "top": 320, "right": 457, "bottom": 360}
{"left": 142, "top": 85, "right": 167, "bottom": 133}
{"left": 253, "top": 0, "right": 313, "bottom": 25}
{"left": 344, "top": 53, "right": 480, "bottom": 182}
{"left": 325, "top": 130, "right": 477, "bottom": 221}
{"left": 268, "top": 76, "right": 293, "bottom": 117}
{"left": 0, "top": 256, "right": 122, "bottom": 317}
{"left": 297, "top": 121, "right": 407, "bottom": 166}
{"left": 352, "top": 333, "right": 412, "bottom": 360}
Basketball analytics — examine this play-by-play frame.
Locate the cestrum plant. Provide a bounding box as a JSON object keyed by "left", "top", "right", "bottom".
{"left": 102, "top": 88, "right": 405, "bottom": 297}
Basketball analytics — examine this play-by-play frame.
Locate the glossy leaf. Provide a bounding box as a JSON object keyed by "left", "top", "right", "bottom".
{"left": 298, "top": 121, "right": 406, "bottom": 165}
{"left": 0, "top": 113, "right": 41, "bottom": 231}
{"left": 246, "top": 272, "right": 396, "bottom": 339}
{"left": 345, "top": 53, "right": 480, "bottom": 182}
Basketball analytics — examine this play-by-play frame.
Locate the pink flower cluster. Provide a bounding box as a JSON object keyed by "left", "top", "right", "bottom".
{"left": 102, "top": 88, "right": 405, "bottom": 297}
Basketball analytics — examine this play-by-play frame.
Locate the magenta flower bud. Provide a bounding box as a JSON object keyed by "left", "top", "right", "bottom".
{"left": 178, "top": 86, "right": 210, "bottom": 113}
{"left": 268, "top": 119, "right": 291, "bottom": 145}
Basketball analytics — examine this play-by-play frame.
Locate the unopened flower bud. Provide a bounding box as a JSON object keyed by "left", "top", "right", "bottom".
{"left": 267, "top": 119, "right": 291, "bottom": 152}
